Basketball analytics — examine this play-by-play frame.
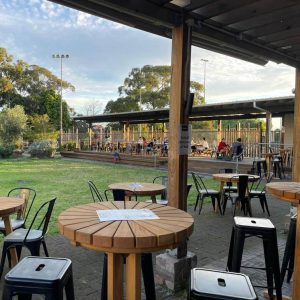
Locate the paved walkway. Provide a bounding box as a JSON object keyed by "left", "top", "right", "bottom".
{"left": 0, "top": 195, "right": 293, "bottom": 299}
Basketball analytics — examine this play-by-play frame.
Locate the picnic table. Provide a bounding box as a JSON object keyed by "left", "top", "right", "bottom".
{"left": 0, "top": 196, "right": 24, "bottom": 266}
{"left": 58, "top": 201, "right": 194, "bottom": 300}
{"left": 266, "top": 181, "right": 300, "bottom": 300}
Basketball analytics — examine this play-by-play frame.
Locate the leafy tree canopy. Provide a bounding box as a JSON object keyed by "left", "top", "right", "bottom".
{"left": 104, "top": 65, "right": 204, "bottom": 113}
{"left": 0, "top": 48, "right": 74, "bottom": 131}
{"left": 0, "top": 105, "right": 27, "bottom": 147}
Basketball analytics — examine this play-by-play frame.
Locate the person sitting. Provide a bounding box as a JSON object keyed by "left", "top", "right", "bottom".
{"left": 202, "top": 137, "right": 209, "bottom": 150}
{"left": 217, "top": 138, "right": 230, "bottom": 156}
{"left": 146, "top": 141, "right": 154, "bottom": 154}
{"left": 232, "top": 138, "right": 243, "bottom": 160}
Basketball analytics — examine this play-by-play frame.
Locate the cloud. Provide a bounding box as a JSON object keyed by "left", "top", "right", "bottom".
{"left": 0, "top": 0, "right": 296, "bottom": 115}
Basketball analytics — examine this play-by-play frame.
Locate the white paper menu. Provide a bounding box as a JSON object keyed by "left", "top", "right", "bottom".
{"left": 97, "top": 209, "right": 159, "bottom": 221}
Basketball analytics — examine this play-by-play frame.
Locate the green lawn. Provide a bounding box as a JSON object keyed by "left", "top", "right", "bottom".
{"left": 0, "top": 157, "right": 219, "bottom": 235}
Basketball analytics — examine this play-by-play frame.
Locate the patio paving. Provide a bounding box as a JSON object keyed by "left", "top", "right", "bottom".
{"left": 0, "top": 194, "right": 293, "bottom": 299}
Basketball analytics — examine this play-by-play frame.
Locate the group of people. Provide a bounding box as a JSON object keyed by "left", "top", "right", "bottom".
{"left": 217, "top": 137, "right": 243, "bottom": 159}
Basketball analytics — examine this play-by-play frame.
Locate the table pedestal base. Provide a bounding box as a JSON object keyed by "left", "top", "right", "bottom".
{"left": 107, "top": 252, "right": 141, "bottom": 300}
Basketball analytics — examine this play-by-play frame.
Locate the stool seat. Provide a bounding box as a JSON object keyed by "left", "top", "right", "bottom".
{"left": 234, "top": 217, "right": 274, "bottom": 229}
{"left": 189, "top": 268, "right": 257, "bottom": 300}
{"left": 2, "top": 256, "right": 75, "bottom": 300}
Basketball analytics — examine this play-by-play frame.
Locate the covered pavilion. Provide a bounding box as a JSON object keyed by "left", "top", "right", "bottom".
{"left": 49, "top": 1, "right": 300, "bottom": 299}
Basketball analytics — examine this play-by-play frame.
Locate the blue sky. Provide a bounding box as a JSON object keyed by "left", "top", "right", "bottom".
{"left": 0, "top": 0, "right": 296, "bottom": 115}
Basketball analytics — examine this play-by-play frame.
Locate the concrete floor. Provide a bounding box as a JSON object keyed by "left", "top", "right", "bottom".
{"left": 0, "top": 195, "right": 293, "bottom": 299}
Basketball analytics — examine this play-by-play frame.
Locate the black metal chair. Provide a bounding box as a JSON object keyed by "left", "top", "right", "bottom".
{"left": 0, "top": 188, "right": 36, "bottom": 235}
{"left": 223, "top": 175, "right": 255, "bottom": 217}
{"left": 219, "top": 168, "right": 237, "bottom": 202}
{"left": 248, "top": 172, "right": 273, "bottom": 216}
{"left": 153, "top": 176, "right": 168, "bottom": 200}
{"left": 88, "top": 181, "right": 106, "bottom": 202}
{"left": 104, "top": 188, "right": 138, "bottom": 201}
{"left": 0, "top": 198, "right": 56, "bottom": 278}
{"left": 145, "top": 183, "right": 192, "bottom": 205}
{"left": 192, "top": 172, "right": 222, "bottom": 215}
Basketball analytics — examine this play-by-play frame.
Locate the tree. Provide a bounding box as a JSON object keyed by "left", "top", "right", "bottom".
{"left": 105, "top": 65, "right": 204, "bottom": 113}
{"left": 25, "top": 114, "right": 59, "bottom": 141}
{"left": 0, "top": 105, "right": 27, "bottom": 147}
{"left": 0, "top": 47, "right": 75, "bottom": 130}
{"left": 84, "top": 99, "right": 103, "bottom": 116}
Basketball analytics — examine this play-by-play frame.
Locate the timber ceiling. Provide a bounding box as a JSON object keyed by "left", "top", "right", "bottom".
{"left": 50, "top": 0, "right": 300, "bottom": 67}
{"left": 74, "top": 96, "right": 294, "bottom": 124}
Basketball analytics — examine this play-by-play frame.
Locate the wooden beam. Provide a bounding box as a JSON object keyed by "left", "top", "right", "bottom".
{"left": 168, "top": 23, "right": 191, "bottom": 212}
{"left": 293, "top": 68, "right": 300, "bottom": 181}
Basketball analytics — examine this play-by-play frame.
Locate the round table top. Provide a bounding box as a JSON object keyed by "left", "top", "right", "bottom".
{"left": 212, "top": 173, "right": 260, "bottom": 182}
{"left": 108, "top": 182, "right": 166, "bottom": 196}
{"left": 266, "top": 182, "right": 300, "bottom": 204}
{"left": 0, "top": 196, "right": 24, "bottom": 217}
{"left": 58, "top": 201, "right": 194, "bottom": 253}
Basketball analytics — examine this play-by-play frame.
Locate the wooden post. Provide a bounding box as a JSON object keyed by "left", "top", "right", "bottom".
{"left": 292, "top": 67, "right": 300, "bottom": 300}
{"left": 217, "top": 120, "right": 222, "bottom": 143}
{"left": 280, "top": 116, "right": 285, "bottom": 149}
{"left": 168, "top": 22, "right": 191, "bottom": 213}
{"left": 76, "top": 127, "right": 79, "bottom": 149}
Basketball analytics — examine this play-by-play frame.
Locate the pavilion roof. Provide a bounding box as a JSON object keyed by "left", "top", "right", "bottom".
{"left": 74, "top": 96, "right": 294, "bottom": 124}
{"left": 50, "top": 0, "right": 300, "bottom": 68}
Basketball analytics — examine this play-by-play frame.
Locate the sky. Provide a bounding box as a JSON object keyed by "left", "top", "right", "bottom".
{"left": 0, "top": 0, "right": 296, "bottom": 117}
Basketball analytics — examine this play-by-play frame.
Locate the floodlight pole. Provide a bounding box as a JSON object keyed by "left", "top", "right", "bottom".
{"left": 201, "top": 59, "right": 208, "bottom": 100}
{"left": 52, "top": 54, "right": 69, "bottom": 147}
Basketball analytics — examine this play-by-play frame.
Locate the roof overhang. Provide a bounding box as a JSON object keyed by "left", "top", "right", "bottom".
{"left": 49, "top": 0, "right": 300, "bottom": 68}
{"left": 73, "top": 96, "right": 294, "bottom": 124}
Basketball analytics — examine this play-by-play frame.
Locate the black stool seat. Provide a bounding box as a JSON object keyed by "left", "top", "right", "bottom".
{"left": 227, "top": 217, "right": 282, "bottom": 300}
{"left": 2, "top": 256, "right": 75, "bottom": 300}
{"left": 189, "top": 268, "right": 258, "bottom": 300}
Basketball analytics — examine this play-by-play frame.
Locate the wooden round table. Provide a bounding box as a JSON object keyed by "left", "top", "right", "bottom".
{"left": 266, "top": 181, "right": 300, "bottom": 300}
{"left": 108, "top": 182, "right": 166, "bottom": 203}
{"left": 58, "top": 201, "right": 194, "bottom": 300}
{"left": 213, "top": 173, "right": 260, "bottom": 194}
{"left": 0, "top": 196, "right": 24, "bottom": 265}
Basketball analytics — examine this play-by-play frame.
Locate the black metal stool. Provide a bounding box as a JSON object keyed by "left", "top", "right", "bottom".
{"left": 253, "top": 158, "right": 267, "bottom": 177}
{"left": 2, "top": 256, "right": 75, "bottom": 300}
{"left": 188, "top": 268, "right": 258, "bottom": 299}
{"left": 101, "top": 252, "right": 156, "bottom": 300}
{"left": 273, "top": 156, "right": 285, "bottom": 179}
{"left": 227, "top": 217, "right": 282, "bottom": 300}
{"left": 280, "top": 215, "right": 296, "bottom": 285}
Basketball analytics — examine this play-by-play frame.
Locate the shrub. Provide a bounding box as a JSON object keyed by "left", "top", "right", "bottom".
{"left": 0, "top": 145, "right": 15, "bottom": 158}
{"left": 62, "top": 142, "right": 76, "bottom": 151}
{"left": 28, "top": 140, "right": 57, "bottom": 158}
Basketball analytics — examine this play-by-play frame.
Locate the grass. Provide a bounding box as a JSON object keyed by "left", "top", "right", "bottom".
{"left": 0, "top": 157, "right": 219, "bottom": 236}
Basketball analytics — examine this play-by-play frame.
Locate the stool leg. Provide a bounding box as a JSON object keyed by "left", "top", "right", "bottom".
{"left": 0, "top": 242, "right": 9, "bottom": 278}
{"left": 142, "top": 253, "right": 156, "bottom": 300}
{"left": 226, "top": 228, "right": 235, "bottom": 271}
{"left": 2, "top": 286, "right": 14, "bottom": 300}
{"left": 231, "top": 229, "right": 245, "bottom": 273}
{"left": 194, "top": 195, "right": 199, "bottom": 211}
{"left": 270, "top": 232, "right": 282, "bottom": 300}
{"left": 263, "top": 239, "right": 274, "bottom": 298}
{"left": 65, "top": 275, "right": 75, "bottom": 300}
{"left": 281, "top": 221, "right": 295, "bottom": 285}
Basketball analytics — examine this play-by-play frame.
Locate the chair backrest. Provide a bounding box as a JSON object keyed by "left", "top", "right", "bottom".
{"left": 24, "top": 198, "right": 56, "bottom": 242}
{"left": 88, "top": 181, "right": 105, "bottom": 202}
{"left": 105, "top": 189, "right": 138, "bottom": 201}
{"left": 219, "top": 168, "right": 234, "bottom": 187}
{"left": 153, "top": 176, "right": 168, "bottom": 200}
{"left": 187, "top": 184, "right": 192, "bottom": 197}
{"left": 191, "top": 172, "right": 208, "bottom": 194}
{"left": 8, "top": 187, "right": 36, "bottom": 223}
